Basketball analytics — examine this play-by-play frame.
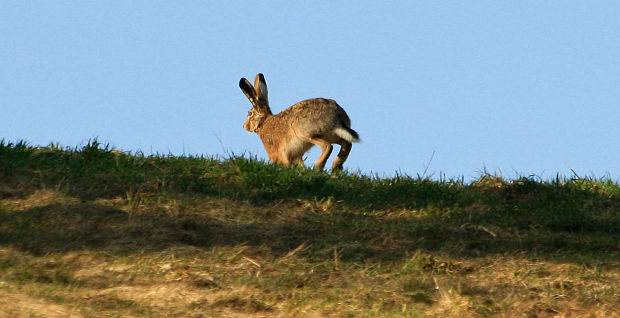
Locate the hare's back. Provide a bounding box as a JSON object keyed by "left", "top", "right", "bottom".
{"left": 281, "top": 98, "right": 350, "bottom": 123}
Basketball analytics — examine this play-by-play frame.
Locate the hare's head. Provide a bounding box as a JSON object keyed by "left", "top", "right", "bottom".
{"left": 239, "top": 73, "right": 273, "bottom": 132}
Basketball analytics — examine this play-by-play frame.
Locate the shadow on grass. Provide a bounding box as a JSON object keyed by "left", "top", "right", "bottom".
{"left": 1, "top": 198, "right": 618, "bottom": 266}
{"left": 1, "top": 143, "right": 618, "bottom": 264}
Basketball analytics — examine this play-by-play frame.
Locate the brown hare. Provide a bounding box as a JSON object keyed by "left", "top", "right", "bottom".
{"left": 239, "top": 73, "right": 359, "bottom": 171}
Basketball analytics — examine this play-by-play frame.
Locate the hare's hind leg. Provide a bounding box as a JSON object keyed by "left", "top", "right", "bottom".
{"left": 314, "top": 142, "right": 333, "bottom": 171}
{"left": 331, "top": 140, "right": 352, "bottom": 171}
{"left": 299, "top": 136, "right": 333, "bottom": 171}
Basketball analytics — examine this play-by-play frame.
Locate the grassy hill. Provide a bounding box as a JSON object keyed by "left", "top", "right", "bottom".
{"left": 1, "top": 140, "right": 618, "bottom": 317}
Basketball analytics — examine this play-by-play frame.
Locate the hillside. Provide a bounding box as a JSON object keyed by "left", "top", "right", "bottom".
{"left": 1, "top": 140, "right": 619, "bottom": 317}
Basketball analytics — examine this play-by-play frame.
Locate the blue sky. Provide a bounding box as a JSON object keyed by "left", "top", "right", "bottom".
{"left": 2, "top": 2, "right": 619, "bottom": 181}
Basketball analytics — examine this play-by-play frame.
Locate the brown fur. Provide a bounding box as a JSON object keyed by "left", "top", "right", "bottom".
{"left": 240, "top": 74, "right": 359, "bottom": 171}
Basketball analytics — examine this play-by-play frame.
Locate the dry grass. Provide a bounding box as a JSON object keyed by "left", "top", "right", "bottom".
{"left": 1, "top": 141, "right": 619, "bottom": 317}
{"left": 1, "top": 188, "right": 618, "bottom": 317}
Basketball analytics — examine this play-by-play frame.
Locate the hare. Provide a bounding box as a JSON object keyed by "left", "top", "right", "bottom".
{"left": 239, "top": 73, "right": 359, "bottom": 171}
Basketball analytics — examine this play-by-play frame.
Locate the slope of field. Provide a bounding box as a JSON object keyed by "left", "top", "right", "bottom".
{"left": 1, "top": 140, "right": 619, "bottom": 317}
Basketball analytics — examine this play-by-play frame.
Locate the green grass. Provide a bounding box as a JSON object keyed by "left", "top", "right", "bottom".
{"left": 1, "top": 139, "right": 619, "bottom": 317}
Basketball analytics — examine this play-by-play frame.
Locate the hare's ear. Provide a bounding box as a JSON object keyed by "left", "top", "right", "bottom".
{"left": 239, "top": 78, "right": 257, "bottom": 105}
{"left": 254, "top": 73, "right": 268, "bottom": 103}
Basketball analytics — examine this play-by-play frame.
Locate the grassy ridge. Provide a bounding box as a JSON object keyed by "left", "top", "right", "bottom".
{"left": 1, "top": 140, "right": 619, "bottom": 317}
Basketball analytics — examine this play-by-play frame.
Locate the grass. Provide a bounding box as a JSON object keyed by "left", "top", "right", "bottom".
{"left": 0, "top": 139, "right": 619, "bottom": 317}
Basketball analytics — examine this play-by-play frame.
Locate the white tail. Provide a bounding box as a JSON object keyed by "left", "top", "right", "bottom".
{"left": 334, "top": 127, "right": 360, "bottom": 144}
